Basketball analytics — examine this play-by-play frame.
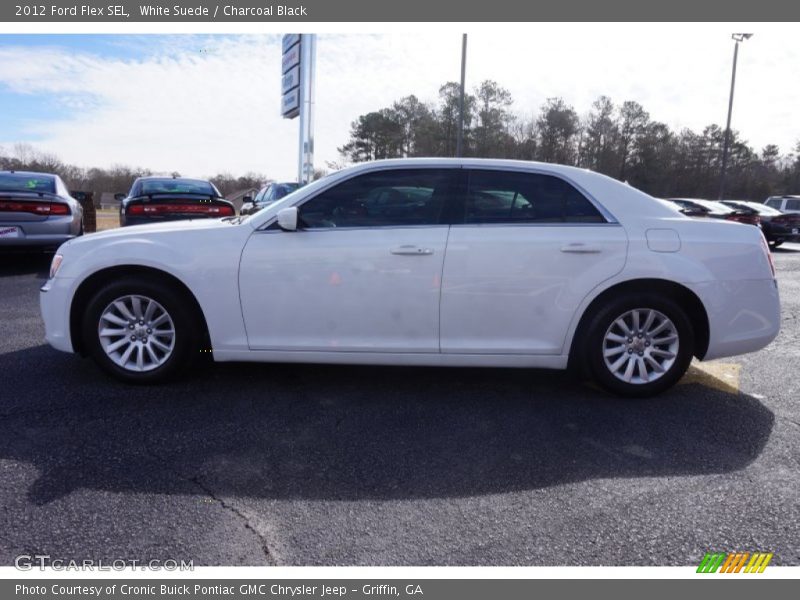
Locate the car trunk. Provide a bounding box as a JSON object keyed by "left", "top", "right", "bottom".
{"left": 125, "top": 194, "right": 234, "bottom": 219}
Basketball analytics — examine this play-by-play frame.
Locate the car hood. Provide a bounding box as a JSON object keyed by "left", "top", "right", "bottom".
{"left": 72, "top": 217, "right": 238, "bottom": 243}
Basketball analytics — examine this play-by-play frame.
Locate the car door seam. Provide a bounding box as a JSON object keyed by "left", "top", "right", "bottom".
{"left": 437, "top": 225, "right": 452, "bottom": 354}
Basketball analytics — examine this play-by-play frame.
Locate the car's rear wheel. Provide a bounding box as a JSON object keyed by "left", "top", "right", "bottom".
{"left": 82, "top": 277, "right": 199, "bottom": 383}
{"left": 584, "top": 294, "right": 694, "bottom": 397}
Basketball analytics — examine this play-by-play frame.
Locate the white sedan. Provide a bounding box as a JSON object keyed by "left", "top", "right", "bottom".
{"left": 40, "top": 159, "right": 780, "bottom": 397}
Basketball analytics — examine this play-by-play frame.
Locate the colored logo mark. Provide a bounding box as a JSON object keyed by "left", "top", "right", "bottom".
{"left": 697, "top": 552, "right": 773, "bottom": 573}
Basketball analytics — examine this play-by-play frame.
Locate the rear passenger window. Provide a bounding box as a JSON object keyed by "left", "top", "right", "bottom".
{"left": 464, "top": 170, "right": 606, "bottom": 224}
{"left": 786, "top": 199, "right": 800, "bottom": 211}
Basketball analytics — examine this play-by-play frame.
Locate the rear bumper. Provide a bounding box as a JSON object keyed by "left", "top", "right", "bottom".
{"left": 40, "top": 276, "right": 76, "bottom": 353}
{"left": 0, "top": 216, "right": 80, "bottom": 246}
{"left": 687, "top": 279, "right": 781, "bottom": 361}
{"left": 0, "top": 233, "right": 78, "bottom": 247}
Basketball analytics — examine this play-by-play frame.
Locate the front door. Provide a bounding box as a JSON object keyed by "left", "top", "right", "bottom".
{"left": 239, "top": 168, "right": 458, "bottom": 352}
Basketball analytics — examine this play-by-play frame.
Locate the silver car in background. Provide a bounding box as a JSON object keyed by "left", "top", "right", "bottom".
{"left": 0, "top": 171, "right": 83, "bottom": 248}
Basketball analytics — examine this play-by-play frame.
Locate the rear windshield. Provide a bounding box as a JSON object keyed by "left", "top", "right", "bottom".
{"left": 139, "top": 179, "right": 216, "bottom": 196}
{"left": 743, "top": 202, "right": 783, "bottom": 216}
{"left": 694, "top": 200, "right": 733, "bottom": 215}
{"left": 0, "top": 173, "right": 55, "bottom": 194}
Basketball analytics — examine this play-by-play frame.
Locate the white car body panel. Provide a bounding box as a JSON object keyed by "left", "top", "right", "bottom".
{"left": 239, "top": 226, "right": 448, "bottom": 352}
{"left": 440, "top": 223, "right": 628, "bottom": 354}
{"left": 40, "top": 158, "right": 780, "bottom": 372}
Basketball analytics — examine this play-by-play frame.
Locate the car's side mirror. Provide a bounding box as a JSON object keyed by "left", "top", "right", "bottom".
{"left": 276, "top": 207, "right": 299, "bottom": 231}
{"left": 242, "top": 195, "right": 253, "bottom": 203}
{"left": 114, "top": 193, "right": 126, "bottom": 201}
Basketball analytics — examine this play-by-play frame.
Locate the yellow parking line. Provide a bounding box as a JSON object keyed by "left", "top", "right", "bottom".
{"left": 680, "top": 360, "right": 741, "bottom": 394}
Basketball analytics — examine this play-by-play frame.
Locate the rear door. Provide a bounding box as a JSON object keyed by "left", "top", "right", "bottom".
{"left": 440, "top": 168, "right": 628, "bottom": 355}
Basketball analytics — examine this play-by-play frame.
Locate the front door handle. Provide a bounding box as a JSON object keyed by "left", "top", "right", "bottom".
{"left": 391, "top": 245, "right": 434, "bottom": 256}
{"left": 560, "top": 243, "right": 602, "bottom": 254}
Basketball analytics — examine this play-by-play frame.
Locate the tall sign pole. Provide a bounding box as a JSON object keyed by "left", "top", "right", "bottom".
{"left": 281, "top": 34, "right": 316, "bottom": 185}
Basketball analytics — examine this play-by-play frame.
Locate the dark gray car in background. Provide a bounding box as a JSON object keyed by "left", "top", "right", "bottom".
{"left": 0, "top": 171, "right": 83, "bottom": 249}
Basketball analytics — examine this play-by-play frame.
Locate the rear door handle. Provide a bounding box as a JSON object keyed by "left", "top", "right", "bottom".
{"left": 560, "top": 243, "right": 602, "bottom": 254}
{"left": 391, "top": 245, "right": 434, "bottom": 256}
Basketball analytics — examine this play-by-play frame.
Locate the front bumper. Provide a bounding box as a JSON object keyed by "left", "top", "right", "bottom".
{"left": 40, "top": 276, "right": 76, "bottom": 353}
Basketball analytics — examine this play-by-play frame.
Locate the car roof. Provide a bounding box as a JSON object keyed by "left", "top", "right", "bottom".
{"left": 136, "top": 176, "right": 211, "bottom": 183}
{"left": 0, "top": 170, "right": 56, "bottom": 178}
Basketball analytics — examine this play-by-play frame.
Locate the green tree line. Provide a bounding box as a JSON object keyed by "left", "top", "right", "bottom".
{"left": 338, "top": 81, "right": 800, "bottom": 200}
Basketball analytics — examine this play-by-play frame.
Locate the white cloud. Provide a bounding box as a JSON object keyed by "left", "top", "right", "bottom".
{"left": 0, "top": 26, "right": 798, "bottom": 181}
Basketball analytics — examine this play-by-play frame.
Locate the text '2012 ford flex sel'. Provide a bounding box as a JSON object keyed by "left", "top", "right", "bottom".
{"left": 40, "top": 159, "right": 780, "bottom": 397}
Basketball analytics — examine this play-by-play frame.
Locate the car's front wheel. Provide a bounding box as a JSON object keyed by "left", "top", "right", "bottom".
{"left": 584, "top": 294, "right": 694, "bottom": 397}
{"left": 82, "top": 277, "right": 199, "bottom": 383}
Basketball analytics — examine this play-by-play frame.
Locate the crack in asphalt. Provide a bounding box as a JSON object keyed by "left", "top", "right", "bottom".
{"left": 187, "top": 474, "right": 276, "bottom": 565}
{"left": 133, "top": 428, "right": 276, "bottom": 566}
{"left": 782, "top": 416, "right": 800, "bottom": 429}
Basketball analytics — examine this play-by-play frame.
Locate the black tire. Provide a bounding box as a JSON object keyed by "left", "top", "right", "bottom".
{"left": 583, "top": 293, "right": 694, "bottom": 398}
{"left": 771, "top": 240, "right": 783, "bottom": 248}
{"left": 82, "top": 276, "right": 200, "bottom": 383}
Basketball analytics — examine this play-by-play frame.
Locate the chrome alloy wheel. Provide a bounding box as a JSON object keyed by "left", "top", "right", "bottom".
{"left": 602, "top": 308, "right": 679, "bottom": 385}
{"left": 97, "top": 295, "right": 176, "bottom": 372}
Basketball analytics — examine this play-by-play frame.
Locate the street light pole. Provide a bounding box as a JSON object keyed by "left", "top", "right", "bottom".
{"left": 719, "top": 33, "right": 752, "bottom": 200}
{"left": 456, "top": 34, "right": 467, "bottom": 158}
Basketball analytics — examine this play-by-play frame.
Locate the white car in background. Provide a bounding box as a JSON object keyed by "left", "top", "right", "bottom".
{"left": 40, "top": 159, "right": 780, "bottom": 397}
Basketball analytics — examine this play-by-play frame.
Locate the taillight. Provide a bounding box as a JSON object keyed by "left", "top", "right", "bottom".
{"left": 726, "top": 213, "right": 760, "bottom": 225}
{"left": 127, "top": 203, "right": 233, "bottom": 216}
{"left": 761, "top": 233, "right": 776, "bottom": 278}
{"left": 0, "top": 200, "right": 70, "bottom": 215}
{"left": 49, "top": 203, "right": 70, "bottom": 215}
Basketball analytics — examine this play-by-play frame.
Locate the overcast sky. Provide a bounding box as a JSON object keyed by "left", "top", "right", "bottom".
{"left": 0, "top": 25, "right": 798, "bottom": 181}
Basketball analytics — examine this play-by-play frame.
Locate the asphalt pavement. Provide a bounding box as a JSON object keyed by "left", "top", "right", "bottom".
{"left": 0, "top": 246, "right": 798, "bottom": 566}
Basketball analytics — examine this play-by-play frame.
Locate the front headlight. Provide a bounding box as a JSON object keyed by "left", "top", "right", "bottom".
{"left": 49, "top": 254, "right": 64, "bottom": 279}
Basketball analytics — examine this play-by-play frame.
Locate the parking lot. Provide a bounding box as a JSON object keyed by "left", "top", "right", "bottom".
{"left": 0, "top": 246, "right": 798, "bottom": 566}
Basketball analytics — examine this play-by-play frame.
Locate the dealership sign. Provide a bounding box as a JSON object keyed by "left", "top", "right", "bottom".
{"left": 281, "top": 34, "right": 302, "bottom": 119}
{"left": 282, "top": 65, "right": 300, "bottom": 95}
{"left": 282, "top": 87, "right": 300, "bottom": 115}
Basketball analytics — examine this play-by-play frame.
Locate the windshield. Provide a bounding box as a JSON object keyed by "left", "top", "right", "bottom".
{"left": 0, "top": 173, "right": 55, "bottom": 194}
{"left": 139, "top": 178, "right": 216, "bottom": 196}
{"left": 693, "top": 200, "right": 734, "bottom": 214}
{"left": 274, "top": 183, "right": 300, "bottom": 199}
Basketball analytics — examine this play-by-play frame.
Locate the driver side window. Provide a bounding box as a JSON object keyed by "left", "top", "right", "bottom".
{"left": 299, "top": 169, "right": 455, "bottom": 228}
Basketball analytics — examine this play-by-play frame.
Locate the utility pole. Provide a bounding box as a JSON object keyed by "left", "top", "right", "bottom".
{"left": 719, "top": 33, "right": 752, "bottom": 200}
{"left": 456, "top": 34, "right": 467, "bottom": 158}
